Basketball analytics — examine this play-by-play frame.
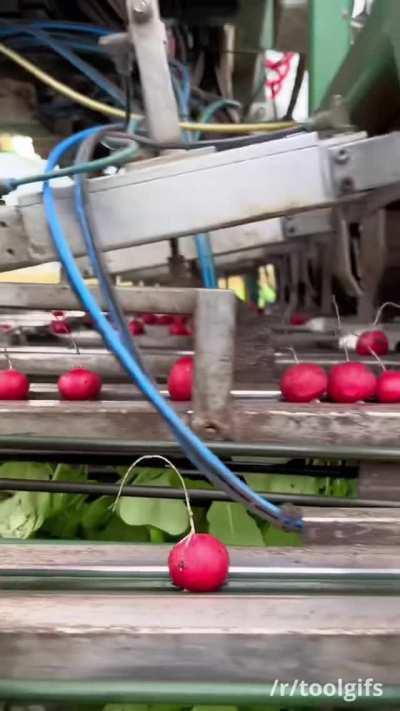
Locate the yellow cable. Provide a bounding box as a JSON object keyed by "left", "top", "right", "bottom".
{"left": 0, "top": 41, "right": 296, "bottom": 135}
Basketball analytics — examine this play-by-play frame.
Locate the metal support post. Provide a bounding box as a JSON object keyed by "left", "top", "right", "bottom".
{"left": 126, "top": 0, "right": 181, "bottom": 142}
{"left": 192, "top": 289, "right": 236, "bottom": 440}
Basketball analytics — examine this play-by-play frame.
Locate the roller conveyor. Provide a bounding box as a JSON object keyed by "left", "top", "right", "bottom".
{"left": 0, "top": 542, "right": 399, "bottom": 697}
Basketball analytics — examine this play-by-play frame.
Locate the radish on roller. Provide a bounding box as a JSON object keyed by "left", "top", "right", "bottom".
{"left": 280, "top": 348, "right": 327, "bottom": 403}
{"left": 328, "top": 296, "right": 377, "bottom": 403}
{"left": 356, "top": 301, "right": 400, "bottom": 356}
{"left": 113, "top": 454, "right": 230, "bottom": 593}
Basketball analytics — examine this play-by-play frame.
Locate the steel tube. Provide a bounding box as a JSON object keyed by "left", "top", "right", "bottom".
{"left": 0, "top": 478, "right": 388, "bottom": 509}
{"left": 0, "top": 435, "right": 398, "bottom": 460}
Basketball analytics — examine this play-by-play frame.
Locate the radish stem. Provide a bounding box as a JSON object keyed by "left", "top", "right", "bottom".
{"left": 3, "top": 347, "right": 12, "bottom": 370}
{"left": 367, "top": 345, "right": 386, "bottom": 371}
{"left": 287, "top": 346, "right": 299, "bottom": 364}
{"left": 373, "top": 301, "right": 400, "bottom": 327}
{"left": 112, "top": 454, "right": 196, "bottom": 535}
{"left": 332, "top": 295, "right": 349, "bottom": 362}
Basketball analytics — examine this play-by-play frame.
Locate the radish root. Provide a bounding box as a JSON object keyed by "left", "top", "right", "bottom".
{"left": 112, "top": 454, "right": 196, "bottom": 536}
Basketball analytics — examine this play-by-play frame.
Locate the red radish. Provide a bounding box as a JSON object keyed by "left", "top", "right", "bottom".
{"left": 328, "top": 362, "right": 376, "bottom": 403}
{"left": 290, "top": 312, "right": 309, "bottom": 326}
{"left": 50, "top": 319, "right": 71, "bottom": 334}
{"left": 173, "top": 314, "right": 188, "bottom": 325}
{"left": 156, "top": 314, "right": 174, "bottom": 325}
{"left": 280, "top": 363, "right": 327, "bottom": 403}
{"left": 58, "top": 368, "right": 102, "bottom": 400}
{"left": 169, "top": 322, "right": 190, "bottom": 336}
{"left": 0, "top": 369, "right": 29, "bottom": 400}
{"left": 168, "top": 533, "right": 229, "bottom": 592}
{"left": 356, "top": 330, "right": 389, "bottom": 356}
{"left": 142, "top": 313, "right": 157, "bottom": 325}
{"left": 168, "top": 356, "right": 193, "bottom": 401}
{"left": 376, "top": 370, "right": 400, "bottom": 403}
{"left": 128, "top": 319, "right": 145, "bottom": 336}
{"left": 0, "top": 324, "right": 11, "bottom": 332}
{"left": 52, "top": 310, "right": 64, "bottom": 318}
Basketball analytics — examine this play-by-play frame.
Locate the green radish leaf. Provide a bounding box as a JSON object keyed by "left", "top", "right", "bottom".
{"left": 81, "top": 496, "right": 113, "bottom": 537}
{"left": 0, "top": 491, "right": 51, "bottom": 539}
{"left": 244, "top": 473, "right": 319, "bottom": 495}
{"left": 41, "top": 505, "right": 83, "bottom": 539}
{"left": 262, "top": 523, "right": 303, "bottom": 547}
{"left": 117, "top": 467, "right": 189, "bottom": 535}
{"left": 207, "top": 502, "right": 264, "bottom": 546}
{"left": 118, "top": 496, "right": 188, "bottom": 536}
{"left": 149, "top": 526, "right": 166, "bottom": 543}
{"left": 95, "top": 515, "right": 149, "bottom": 542}
{"left": 49, "top": 463, "right": 88, "bottom": 515}
{"left": 103, "top": 705, "right": 149, "bottom": 711}
{"left": 0, "top": 460, "right": 53, "bottom": 480}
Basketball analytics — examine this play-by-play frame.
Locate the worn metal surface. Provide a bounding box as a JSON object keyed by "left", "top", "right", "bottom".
{"left": 0, "top": 283, "right": 200, "bottom": 314}
{"left": 303, "top": 508, "right": 400, "bottom": 546}
{"left": 0, "top": 542, "right": 397, "bottom": 570}
{"left": 2, "top": 398, "right": 400, "bottom": 449}
{"left": 230, "top": 401, "right": 400, "bottom": 449}
{"left": 0, "top": 588, "right": 399, "bottom": 683}
{"left": 359, "top": 461, "right": 400, "bottom": 501}
{"left": 0, "top": 548, "right": 398, "bottom": 685}
{"left": 193, "top": 289, "right": 235, "bottom": 438}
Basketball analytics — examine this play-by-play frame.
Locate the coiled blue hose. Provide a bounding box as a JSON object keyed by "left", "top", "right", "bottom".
{"left": 43, "top": 127, "right": 302, "bottom": 531}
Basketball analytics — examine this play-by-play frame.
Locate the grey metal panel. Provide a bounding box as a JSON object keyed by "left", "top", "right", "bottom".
{"left": 16, "top": 132, "right": 334, "bottom": 267}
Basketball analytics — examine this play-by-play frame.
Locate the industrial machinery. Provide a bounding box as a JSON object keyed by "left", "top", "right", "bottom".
{"left": 0, "top": 1, "right": 400, "bottom": 709}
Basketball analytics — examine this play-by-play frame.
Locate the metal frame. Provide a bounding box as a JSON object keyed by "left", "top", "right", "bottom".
{"left": 9, "top": 131, "right": 400, "bottom": 273}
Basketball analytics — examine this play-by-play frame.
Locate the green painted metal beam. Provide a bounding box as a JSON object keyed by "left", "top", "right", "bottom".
{"left": 233, "top": 0, "right": 274, "bottom": 107}
{"left": 309, "top": 0, "right": 353, "bottom": 112}
{"left": 320, "top": 0, "right": 400, "bottom": 133}
{"left": 0, "top": 680, "right": 400, "bottom": 705}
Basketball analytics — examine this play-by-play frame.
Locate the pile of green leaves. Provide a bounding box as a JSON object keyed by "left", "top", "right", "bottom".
{"left": 0, "top": 459, "right": 356, "bottom": 546}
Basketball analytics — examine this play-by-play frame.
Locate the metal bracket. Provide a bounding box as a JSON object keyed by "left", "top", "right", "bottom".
{"left": 126, "top": 0, "right": 181, "bottom": 142}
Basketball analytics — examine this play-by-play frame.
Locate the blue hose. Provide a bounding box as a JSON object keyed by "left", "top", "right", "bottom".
{"left": 194, "top": 233, "right": 218, "bottom": 289}
{"left": 0, "top": 24, "right": 125, "bottom": 106}
{"left": 170, "top": 60, "right": 217, "bottom": 288}
{"left": 5, "top": 35, "right": 105, "bottom": 56}
{"left": 73, "top": 129, "right": 148, "bottom": 372}
{"left": 7, "top": 21, "right": 111, "bottom": 36}
{"left": 42, "top": 127, "right": 302, "bottom": 531}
